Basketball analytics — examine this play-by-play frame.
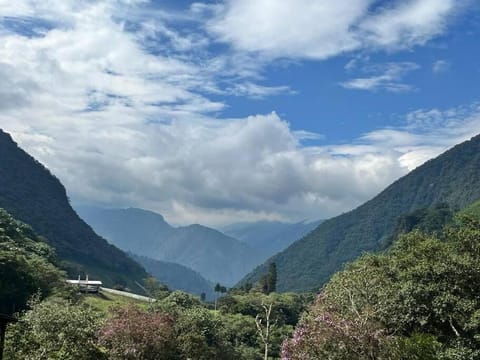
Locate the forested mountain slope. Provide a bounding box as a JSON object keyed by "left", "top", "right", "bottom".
{"left": 242, "top": 134, "right": 480, "bottom": 292}
{"left": 0, "top": 130, "right": 147, "bottom": 289}
{"left": 130, "top": 253, "right": 215, "bottom": 300}
{"left": 77, "top": 207, "right": 261, "bottom": 286}
{"left": 222, "top": 219, "right": 322, "bottom": 262}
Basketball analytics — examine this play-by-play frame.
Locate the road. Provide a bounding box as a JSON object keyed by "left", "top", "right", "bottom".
{"left": 100, "top": 287, "right": 156, "bottom": 302}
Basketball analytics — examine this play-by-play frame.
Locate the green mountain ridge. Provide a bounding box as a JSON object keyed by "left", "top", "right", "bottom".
{"left": 242, "top": 134, "right": 480, "bottom": 292}
{"left": 0, "top": 130, "right": 147, "bottom": 289}
{"left": 76, "top": 206, "right": 262, "bottom": 286}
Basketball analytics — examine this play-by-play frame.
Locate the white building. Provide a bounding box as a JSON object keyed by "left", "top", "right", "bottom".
{"left": 66, "top": 275, "right": 102, "bottom": 293}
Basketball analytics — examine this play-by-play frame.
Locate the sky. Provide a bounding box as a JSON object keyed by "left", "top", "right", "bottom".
{"left": 0, "top": 0, "right": 479, "bottom": 226}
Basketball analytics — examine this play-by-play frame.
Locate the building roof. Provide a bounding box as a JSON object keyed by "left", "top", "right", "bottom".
{"left": 66, "top": 280, "right": 103, "bottom": 285}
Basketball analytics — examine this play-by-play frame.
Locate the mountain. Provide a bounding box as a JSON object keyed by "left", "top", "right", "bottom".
{"left": 222, "top": 220, "right": 322, "bottom": 262}
{"left": 0, "top": 130, "right": 147, "bottom": 289}
{"left": 76, "top": 207, "right": 261, "bottom": 286}
{"left": 129, "top": 253, "right": 215, "bottom": 300}
{"left": 242, "top": 134, "right": 480, "bottom": 292}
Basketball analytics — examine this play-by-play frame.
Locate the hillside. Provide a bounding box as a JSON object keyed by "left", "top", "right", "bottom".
{"left": 0, "top": 208, "right": 65, "bottom": 313}
{"left": 130, "top": 253, "right": 215, "bottom": 300}
{"left": 242, "top": 134, "right": 480, "bottom": 292}
{"left": 0, "top": 130, "right": 147, "bottom": 289}
{"left": 76, "top": 207, "right": 261, "bottom": 286}
{"left": 222, "top": 219, "right": 322, "bottom": 262}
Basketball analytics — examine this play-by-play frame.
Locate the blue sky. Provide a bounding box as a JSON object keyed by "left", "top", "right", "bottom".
{"left": 1, "top": 0, "right": 480, "bottom": 226}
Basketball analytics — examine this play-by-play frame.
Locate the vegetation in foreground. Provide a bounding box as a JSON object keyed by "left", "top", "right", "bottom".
{"left": 282, "top": 210, "right": 480, "bottom": 359}
{"left": 3, "top": 202, "right": 480, "bottom": 359}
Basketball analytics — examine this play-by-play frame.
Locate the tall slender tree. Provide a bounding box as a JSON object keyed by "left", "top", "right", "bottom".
{"left": 268, "top": 262, "right": 277, "bottom": 293}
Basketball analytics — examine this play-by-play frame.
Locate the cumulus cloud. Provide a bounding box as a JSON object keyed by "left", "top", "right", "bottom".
{"left": 0, "top": 0, "right": 479, "bottom": 227}
{"left": 208, "top": 0, "right": 461, "bottom": 60}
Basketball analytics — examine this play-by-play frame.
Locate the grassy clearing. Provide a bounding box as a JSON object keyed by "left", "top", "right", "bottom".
{"left": 82, "top": 290, "right": 150, "bottom": 313}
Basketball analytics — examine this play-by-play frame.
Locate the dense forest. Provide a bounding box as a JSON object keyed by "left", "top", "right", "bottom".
{"left": 244, "top": 134, "right": 480, "bottom": 292}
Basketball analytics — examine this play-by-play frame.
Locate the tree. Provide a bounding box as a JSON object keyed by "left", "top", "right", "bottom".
{"left": 143, "top": 276, "right": 169, "bottom": 299}
{"left": 268, "top": 262, "right": 277, "bottom": 293}
{"left": 214, "top": 283, "right": 226, "bottom": 311}
{"left": 255, "top": 302, "right": 274, "bottom": 360}
{"left": 0, "top": 209, "right": 65, "bottom": 314}
{"left": 282, "top": 215, "right": 480, "bottom": 359}
{"left": 258, "top": 262, "right": 277, "bottom": 294}
{"left": 175, "top": 307, "right": 236, "bottom": 360}
{"left": 99, "top": 304, "right": 177, "bottom": 360}
{"left": 5, "top": 297, "right": 105, "bottom": 360}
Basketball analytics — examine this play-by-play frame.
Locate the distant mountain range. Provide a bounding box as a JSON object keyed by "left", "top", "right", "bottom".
{"left": 242, "top": 134, "right": 480, "bottom": 292}
{"left": 129, "top": 253, "right": 215, "bottom": 300}
{"left": 221, "top": 219, "right": 322, "bottom": 262}
{"left": 76, "top": 207, "right": 262, "bottom": 286}
{"left": 0, "top": 130, "right": 147, "bottom": 290}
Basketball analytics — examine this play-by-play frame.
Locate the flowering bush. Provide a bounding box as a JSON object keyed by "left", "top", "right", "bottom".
{"left": 99, "top": 304, "right": 177, "bottom": 360}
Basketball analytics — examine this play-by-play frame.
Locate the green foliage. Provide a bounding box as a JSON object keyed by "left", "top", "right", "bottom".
{"left": 459, "top": 199, "right": 480, "bottom": 222}
{"left": 257, "top": 262, "right": 277, "bottom": 294}
{"left": 0, "top": 208, "right": 65, "bottom": 313}
{"left": 283, "top": 216, "right": 480, "bottom": 359}
{"left": 386, "top": 202, "right": 454, "bottom": 246}
{"left": 155, "top": 290, "right": 202, "bottom": 313}
{"left": 218, "top": 292, "right": 313, "bottom": 326}
{"left": 81, "top": 291, "right": 149, "bottom": 314}
{"left": 244, "top": 134, "right": 480, "bottom": 292}
{"left": 5, "top": 297, "right": 106, "bottom": 360}
{"left": 219, "top": 313, "right": 262, "bottom": 358}
{"left": 175, "top": 307, "right": 237, "bottom": 359}
{"left": 143, "top": 276, "right": 169, "bottom": 299}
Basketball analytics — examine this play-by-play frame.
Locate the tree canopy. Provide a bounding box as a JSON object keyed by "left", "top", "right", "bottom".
{"left": 282, "top": 214, "right": 480, "bottom": 359}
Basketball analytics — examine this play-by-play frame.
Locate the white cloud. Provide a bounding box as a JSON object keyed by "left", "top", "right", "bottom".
{"left": 226, "top": 82, "right": 294, "bottom": 99}
{"left": 5, "top": 99, "right": 480, "bottom": 227}
{"left": 359, "top": 0, "right": 456, "bottom": 49}
{"left": 208, "top": 0, "right": 461, "bottom": 60}
{"left": 432, "top": 59, "right": 450, "bottom": 73}
{"left": 208, "top": 0, "right": 367, "bottom": 59}
{"left": 341, "top": 62, "right": 420, "bottom": 92}
{"left": 0, "top": 0, "right": 479, "bottom": 227}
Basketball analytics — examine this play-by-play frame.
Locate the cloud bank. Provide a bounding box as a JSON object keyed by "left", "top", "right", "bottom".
{"left": 0, "top": 0, "right": 478, "bottom": 226}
